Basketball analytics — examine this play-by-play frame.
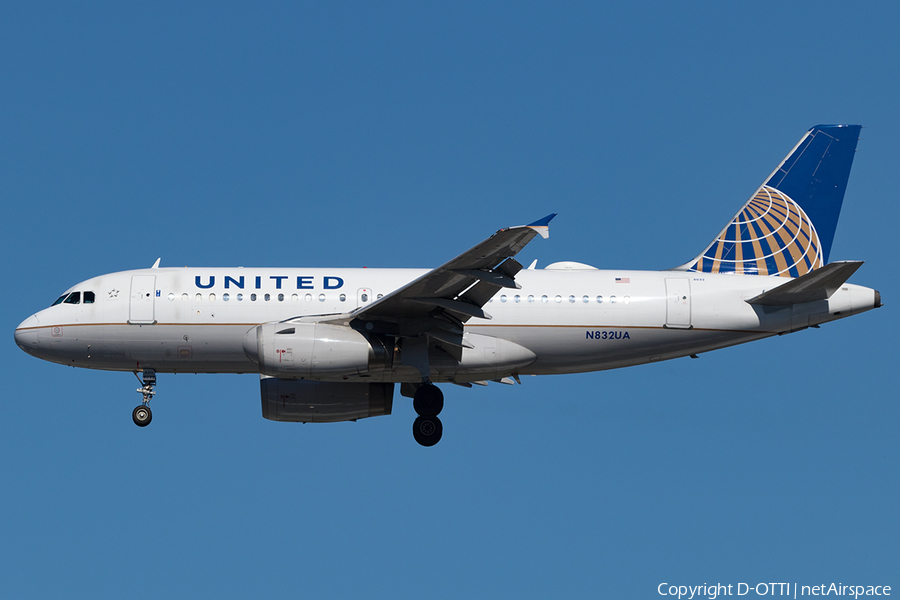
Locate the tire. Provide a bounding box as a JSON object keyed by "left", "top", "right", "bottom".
{"left": 412, "top": 415, "right": 443, "bottom": 447}
{"left": 133, "top": 405, "right": 152, "bottom": 427}
{"left": 413, "top": 384, "right": 444, "bottom": 417}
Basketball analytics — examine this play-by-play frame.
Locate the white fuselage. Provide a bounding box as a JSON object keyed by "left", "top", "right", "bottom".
{"left": 14, "top": 266, "right": 879, "bottom": 382}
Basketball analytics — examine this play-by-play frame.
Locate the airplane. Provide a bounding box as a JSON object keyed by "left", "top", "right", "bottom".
{"left": 14, "top": 124, "right": 882, "bottom": 446}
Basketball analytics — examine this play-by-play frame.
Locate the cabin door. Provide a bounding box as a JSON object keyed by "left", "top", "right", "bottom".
{"left": 129, "top": 275, "right": 157, "bottom": 324}
{"left": 664, "top": 278, "right": 691, "bottom": 329}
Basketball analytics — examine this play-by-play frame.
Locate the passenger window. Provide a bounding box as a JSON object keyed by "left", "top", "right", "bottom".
{"left": 318, "top": 294, "right": 326, "bottom": 302}
{"left": 582, "top": 295, "right": 590, "bottom": 303}
{"left": 500, "top": 295, "right": 507, "bottom": 303}
{"left": 541, "top": 295, "right": 548, "bottom": 303}
{"left": 168, "top": 293, "right": 175, "bottom": 301}
{"left": 339, "top": 294, "right": 346, "bottom": 302}
{"left": 264, "top": 293, "right": 271, "bottom": 302}
{"left": 527, "top": 295, "right": 535, "bottom": 303}
{"left": 84, "top": 291, "right": 95, "bottom": 304}
{"left": 51, "top": 294, "right": 69, "bottom": 306}
{"left": 277, "top": 293, "right": 284, "bottom": 302}
{"left": 237, "top": 293, "right": 243, "bottom": 301}
{"left": 305, "top": 294, "right": 312, "bottom": 302}
{"left": 596, "top": 296, "right": 604, "bottom": 304}
{"left": 250, "top": 293, "right": 257, "bottom": 301}
{"left": 64, "top": 292, "right": 81, "bottom": 304}
{"left": 195, "top": 293, "right": 202, "bottom": 302}
{"left": 182, "top": 293, "right": 189, "bottom": 301}
{"left": 223, "top": 293, "right": 230, "bottom": 301}
{"left": 514, "top": 295, "right": 521, "bottom": 303}
{"left": 568, "top": 295, "right": 576, "bottom": 303}
{"left": 555, "top": 295, "right": 562, "bottom": 303}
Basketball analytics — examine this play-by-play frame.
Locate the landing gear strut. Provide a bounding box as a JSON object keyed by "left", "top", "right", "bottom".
{"left": 412, "top": 383, "right": 443, "bottom": 447}
{"left": 133, "top": 369, "right": 156, "bottom": 427}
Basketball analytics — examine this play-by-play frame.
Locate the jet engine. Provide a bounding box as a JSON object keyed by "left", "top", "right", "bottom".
{"left": 260, "top": 377, "right": 393, "bottom": 423}
{"left": 243, "top": 322, "right": 392, "bottom": 379}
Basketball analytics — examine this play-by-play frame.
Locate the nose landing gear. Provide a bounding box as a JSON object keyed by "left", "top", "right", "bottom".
{"left": 412, "top": 383, "right": 443, "bottom": 447}
{"left": 132, "top": 369, "right": 156, "bottom": 427}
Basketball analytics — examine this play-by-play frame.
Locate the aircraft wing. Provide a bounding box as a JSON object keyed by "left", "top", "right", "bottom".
{"left": 331, "top": 214, "right": 555, "bottom": 342}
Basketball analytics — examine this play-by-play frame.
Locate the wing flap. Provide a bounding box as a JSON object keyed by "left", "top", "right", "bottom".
{"left": 408, "top": 297, "right": 492, "bottom": 320}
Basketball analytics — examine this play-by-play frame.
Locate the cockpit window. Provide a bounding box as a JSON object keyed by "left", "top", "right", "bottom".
{"left": 83, "top": 291, "right": 95, "bottom": 304}
{"left": 64, "top": 292, "right": 81, "bottom": 305}
{"left": 51, "top": 294, "right": 69, "bottom": 306}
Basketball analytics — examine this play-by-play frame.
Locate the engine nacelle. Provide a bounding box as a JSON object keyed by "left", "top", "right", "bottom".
{"left": 243, "top": 322, "right": 391, "bottom": 379}
{"left": 429, "top": 332, "right": 536, "bottom": 381}
{"left": 260, "top": 377, "right": 393, "bottom": 423}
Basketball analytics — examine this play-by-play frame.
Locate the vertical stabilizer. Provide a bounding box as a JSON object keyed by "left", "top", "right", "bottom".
{"left": 683, "top": 125, "right": 861, "bottom": 277}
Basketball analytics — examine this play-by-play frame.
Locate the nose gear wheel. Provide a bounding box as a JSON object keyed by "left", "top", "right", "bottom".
{"left": 133, "top": 405, "right": 152, "bottom": 427}
{"left": 132, "top": 369, "right": 156, "bottom": 428}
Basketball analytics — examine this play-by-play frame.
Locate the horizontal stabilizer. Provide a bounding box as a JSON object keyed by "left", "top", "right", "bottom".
{"left": 746, "top": 261, "right": 863, "bottom": 306}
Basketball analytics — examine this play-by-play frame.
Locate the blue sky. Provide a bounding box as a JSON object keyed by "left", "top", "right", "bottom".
{"left": 1, "top": 2, "right": 897, "bottom": 598}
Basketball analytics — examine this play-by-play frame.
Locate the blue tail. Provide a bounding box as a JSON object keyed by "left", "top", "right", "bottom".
{"left": 684, "top": 125, "right": 861, "bottom": 277}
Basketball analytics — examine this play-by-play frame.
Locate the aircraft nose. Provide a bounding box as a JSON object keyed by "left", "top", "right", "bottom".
{"left": 15, "top": 314, "right": 40, "bottom": 354}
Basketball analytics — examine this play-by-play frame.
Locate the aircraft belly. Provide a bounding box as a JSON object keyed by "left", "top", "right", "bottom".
{"left": 44, "top": 324, "right": 257, "bottom": 373}
{"left": 468, "top": 324, "right": 770, "bottom": 375}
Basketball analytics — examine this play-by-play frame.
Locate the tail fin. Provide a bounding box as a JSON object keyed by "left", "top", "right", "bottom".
{"left": 682, "top": 124, "right": 861, "bottom": 277}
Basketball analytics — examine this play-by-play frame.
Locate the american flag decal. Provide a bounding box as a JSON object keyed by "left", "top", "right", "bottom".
{"left": 615, "top": 277, "right": 630, "bottom": 283}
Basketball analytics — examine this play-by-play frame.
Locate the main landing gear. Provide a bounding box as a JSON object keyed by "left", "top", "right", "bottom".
{"left": 412, "top": 383, "right": 443, "bottom": 447}
{"left": 132, "top": 369, "right": 156, "bottom": 427}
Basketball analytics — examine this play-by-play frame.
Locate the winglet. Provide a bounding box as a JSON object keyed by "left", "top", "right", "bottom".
{"left": 526, "top": 213, "right": 556, "bottom": 239}
{"left": 151, "top": 258, "right": 161, "bottom": 269}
